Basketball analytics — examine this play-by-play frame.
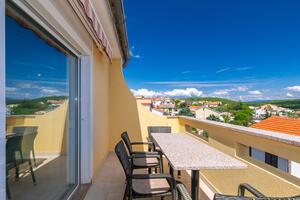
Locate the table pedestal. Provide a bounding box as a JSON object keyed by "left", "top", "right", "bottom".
{"left": 191, "top": 170, "right": 200, "bottom": 200}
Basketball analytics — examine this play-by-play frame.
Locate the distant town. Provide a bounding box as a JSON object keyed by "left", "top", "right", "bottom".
{"left": 6, "top": 95, "right": 300, "bottom": 128}
{"left": 136, "top": 96, "right": 300, "bottom": 127}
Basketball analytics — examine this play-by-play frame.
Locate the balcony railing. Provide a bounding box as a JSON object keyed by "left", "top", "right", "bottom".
{"left": 174, "top": 116, "right": 300, "bottom": 197}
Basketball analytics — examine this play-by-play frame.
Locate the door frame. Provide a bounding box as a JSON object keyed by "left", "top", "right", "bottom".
{"left": 0, "top": 0, "right": 6, "bottom": 199}
{"left": 2, "top": 0, "right": 94, "bottom": 198}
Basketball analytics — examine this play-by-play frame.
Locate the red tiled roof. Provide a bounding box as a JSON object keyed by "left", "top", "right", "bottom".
{"left": 189, "top": 106, "right": 202, "bottom": 110}
{"left": 141, "top": 103, "right": 152, "bottom": 106}
{"left": 251, "top": 116, "right": 300, "bottom": 136}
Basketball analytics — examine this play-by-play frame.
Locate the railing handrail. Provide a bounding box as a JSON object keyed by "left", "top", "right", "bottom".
{"left": 179, "top": 116, "right": 300, "bottom": 147}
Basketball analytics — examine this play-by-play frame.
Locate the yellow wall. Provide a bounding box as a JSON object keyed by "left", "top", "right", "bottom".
{"left": 108, "top": 59, "right": 143, "bottom": 149}
{"left": 108, "top": 61, "right": 179, "bottom": 151}
{"left": 92, "top": 45, "right": 111, "bottom": 174}
{"left": 179, "top": 117, "right": 300, "bottom": 197}
{"left": 6, "top": 102, "right": 68, "bottom": 155}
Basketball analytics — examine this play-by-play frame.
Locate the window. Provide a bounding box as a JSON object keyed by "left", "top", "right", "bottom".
{"left": 265, "top": 152, "right": 278, "bottom": 168}
{"left": 5, "top": 3, "right": 79, "bottom": 199}
{"left": 249, "top": 147, "right": 288, "bottom": 173}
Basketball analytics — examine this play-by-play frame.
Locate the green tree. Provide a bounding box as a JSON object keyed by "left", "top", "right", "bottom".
{"left": 178, "top": 107, "right": 193, "bottom": 117}
{"left": 222, "top": 114, "right": 230, "bottom": 123}
{"left": 232, "top": 109, "right": 252, "bottom": 126}
{"left": 206, "top": 114, "right": 221, "bottom": 122}
{"left": 179, "top": 102, "right": 188, "bottom": 108}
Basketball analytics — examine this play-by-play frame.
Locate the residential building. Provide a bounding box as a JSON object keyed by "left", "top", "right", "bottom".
{"left": 189, "top": 105, "right": 202, "bottom": 113}
{"left": 199, "top": 101, "right": 222, "bottom": 108}
{"left": 195, "top": 107, "right": 221, "bottom": 120}
{"left": 250, "top": 116, "right": 300, "bottom": 179}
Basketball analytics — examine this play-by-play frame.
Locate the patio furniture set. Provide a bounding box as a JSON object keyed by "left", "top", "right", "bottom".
{"left": 115, "top": 126, "right": 300, "bottom": 200}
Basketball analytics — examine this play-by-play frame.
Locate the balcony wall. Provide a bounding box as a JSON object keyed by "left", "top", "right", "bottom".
{"left": 108, "top": 59, "right": 180, "bottom": 152}
{"left": 6, "top": 101, "right": 68, "bottom": 156}
{"left": 177, "top": 116, "right": 300, "bottom": 197}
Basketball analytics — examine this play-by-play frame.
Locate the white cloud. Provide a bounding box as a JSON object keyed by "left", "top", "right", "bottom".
{"left": 181, "top": 70, "right": 192, "bottom": 74}
{"left": 235, "top": 86, "right": 249, "bottom": 92}
{"left": 164, "top": 88, "right": 203, "bottom": 97}
{"left": 130, "top": 89, "right": 162, "bottom": 98}
{"left": 248, "top": 90, "right": 262, "bottom": 95}
{"left": 18, "top": 83, "right": 39, "bottom": 89}
{"left": 131, "top": 88, "right": 203, "bottom": 98}
{"left": 6, "top": 87, "right": 17, "bottom": 92}
{"left": 216, "top": 67, "right": 231, "bottom": 73}
{"left": 212, "top": 86, "right": 248, "bottom": 96}
{"left": 285, "top": 85, "right": 300, "bottom": 92}
{"left": 129, "top": 46, "right": 141, "bottom": 59}
{"left": 41, "top": 88, "right": 60, "bottom": 94}
{"left": 286, "top": 92, "right": 294, "bottom": 97}
{"left": 212, "top": 90, "right": 228, "bottom": 95}
{"left": 236, "top": 66, "right": 253, "bottom": 71}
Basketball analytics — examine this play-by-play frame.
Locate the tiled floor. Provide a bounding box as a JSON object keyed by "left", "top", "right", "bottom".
{"left": 85, "top": 153, "right": 212, "bottom": 200}
{"left": 7, "top": 155, "right": 75, "bottom": 200}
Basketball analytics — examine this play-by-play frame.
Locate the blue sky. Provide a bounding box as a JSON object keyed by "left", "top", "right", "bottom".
{"left": 123, "top": 0, "right": 300, "bottom": 101}
{"left": 5, "top": 1, "right": 300, "bottom": 101}
{"left": 6, "top": 16, "right": 68, "bottom": 99}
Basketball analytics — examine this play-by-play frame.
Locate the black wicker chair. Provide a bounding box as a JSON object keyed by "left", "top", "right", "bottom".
{"left": 12, "top": 126, "right": 38, "bottom": 166}
{"left": 115, "top": 141, "right": 176, "bottom": 200}
{"left": 176, "top": 184, "right": 192, "bottom": 200}
{"left": 6, "top": 134, "right": 36, "bottom": 199}
{"left": 121, "top": 131, "right": 163, "bottom": 173}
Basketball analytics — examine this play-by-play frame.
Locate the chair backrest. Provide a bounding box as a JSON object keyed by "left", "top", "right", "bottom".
{"left": 147, "top": 126, "right": 171, "bottom": 136}
{"left": 21, "top": 131, "right": 38, "bottom": 159}
{"left": 6, "top": 135, "right": 23, "bottom": 164}
{"left": 13, "top": 126, "right": 38, "bottom": 136}
{"left": 121, "top": 131, "right": 133, "bottom": 155}
{"left": 115, "top": 141, "right": 132, "bottom": 179}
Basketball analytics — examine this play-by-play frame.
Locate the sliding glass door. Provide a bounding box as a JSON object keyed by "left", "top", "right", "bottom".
{"left": 5, "top": 3, "right": 80, "bottom": 200}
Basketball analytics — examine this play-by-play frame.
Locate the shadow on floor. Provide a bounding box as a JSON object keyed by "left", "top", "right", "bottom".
{"left": 85, "top": 152, "right": 211, "bottom": 200}
{"left": 7, "top": 156, "right": 76, "bottom": 200}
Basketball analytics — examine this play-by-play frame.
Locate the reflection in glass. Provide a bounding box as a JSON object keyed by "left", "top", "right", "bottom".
{"left": 5, "top": 11, "right": 79, "bottom": 200}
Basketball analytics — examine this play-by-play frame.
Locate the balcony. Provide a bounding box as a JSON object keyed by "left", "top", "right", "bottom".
{"left": 84, "top": 112, "right": 300, "bottom": 199}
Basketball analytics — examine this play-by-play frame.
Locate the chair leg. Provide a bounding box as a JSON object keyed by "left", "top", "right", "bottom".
{"left": 128, "top": 190, "right": 133, "bottom": 200}
{"left": 177, "top": 170, "right": 181, "bottom": 177}
{"left": 160, "top": 155, "right": 164, "bottom": 174}
{"left": 32, "top": 148, "right": 37, "bottom": 166}
{"left": 6, "top": 170, "right": 12, "bottom": 199}
{"left": 15, "top": 162, "right": 19, "bottom": 181}
{"left": 29, "top": 160, "right": 36, "bottom": 185}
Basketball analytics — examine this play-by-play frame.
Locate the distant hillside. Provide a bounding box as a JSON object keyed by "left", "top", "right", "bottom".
{"left": 246, "top": 99, "right": 300, "bottom": 110}
{"left": 179, "top": 97, "right": 236, "bottom": 104}
{"left": 6, "top": 96, "right": 67, "bottom": 115}
{"left": 6, "top": 96, "right": 67, "bottom": 105}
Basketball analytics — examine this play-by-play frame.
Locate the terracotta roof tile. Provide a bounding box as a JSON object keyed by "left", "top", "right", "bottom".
{"left": 251, "top": 116, "right": 300, "bottom": 136}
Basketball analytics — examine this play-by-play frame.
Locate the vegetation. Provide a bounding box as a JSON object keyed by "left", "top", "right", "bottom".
{"left": 246, "top": 99, "right": 300, "bottom": 110}
{"left": 177, "top": 97, "right": 235, "bottom": 105}
{"left": 7, "top": 96, "right": 67, "bottom": 115}
{"left": 206, "top": 114, "right": 221, "bottom": 122}
{"left": 178, "top": 97, "right": 253, "bottom": 126}
{"left": 178, "top": 107, "right": 194, "bottom": 117}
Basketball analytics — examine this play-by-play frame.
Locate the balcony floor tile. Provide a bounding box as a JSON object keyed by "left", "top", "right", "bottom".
{"left": 85, "top": 152, "right": 211, "bottom": 200}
